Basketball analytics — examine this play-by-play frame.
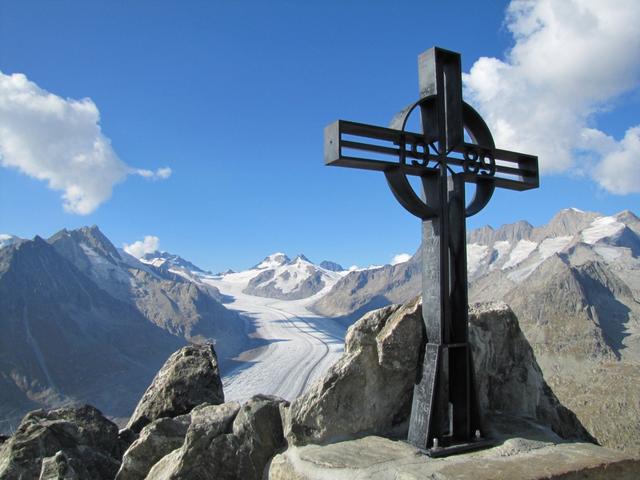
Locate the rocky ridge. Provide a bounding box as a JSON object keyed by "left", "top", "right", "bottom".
{"left": 1, "top": 302, "right": 636, "bottom": 479}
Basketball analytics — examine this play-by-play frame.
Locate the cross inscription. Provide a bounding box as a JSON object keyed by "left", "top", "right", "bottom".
{"left": 325, "top": 47, "right": 539, "bottom": 454}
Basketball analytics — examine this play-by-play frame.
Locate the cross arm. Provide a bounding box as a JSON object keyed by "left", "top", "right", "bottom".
{"left": 324, "top": 120, "right": 539, "bottom": 191}
{"left": 449, "top": 142, "right": 539, "bottom": 191}
{"left": 324, "top": 120, "right": 439, "bottom": 175}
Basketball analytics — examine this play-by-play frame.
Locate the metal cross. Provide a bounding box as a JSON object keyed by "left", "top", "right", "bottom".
{"left": 324, "top": 47, "right": 538, "bottom": 455}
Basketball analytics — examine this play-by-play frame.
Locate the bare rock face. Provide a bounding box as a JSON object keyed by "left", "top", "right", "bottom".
{"left": 468, "top": 301, "right": 592, "bottom": 440}
{"left": 286, "top": 298, "right": 591, "bottom": 446}
{"left": 145, "top": 395, "right": 288, "bottom": 480}
{"left": 115, "top": 414, "right": 191, "bottom": 480}
{"left": 126, "top": 344, "right": 224, "bottom": 433}
{"left": 38, "top": 451, "right": 84, "bottom": 479}
{"left": 0, "top": 405, "right": 120, "bottom": 480}
{"left": 285, "top": 298, "right": 423, "bottom": 445}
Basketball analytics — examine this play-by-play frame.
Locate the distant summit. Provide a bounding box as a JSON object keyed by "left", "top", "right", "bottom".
{"left": 141, "top": 250, "right": 211, "bottom": 274}
{"left": 319, "top": 260, "right": 344, "bottom": 272}
{"left": 228, "top": 252, "right": 348, "bottom": 301}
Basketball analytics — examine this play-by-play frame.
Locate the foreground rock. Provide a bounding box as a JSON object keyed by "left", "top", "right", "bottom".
{"left": 115, "top": 415, "right": 191, "bottom": 480}
{"left": 286, "top": 298, "right": 591, "bottom": 446}
{"left": 126, "top": 344, "right": 224, "bottom": 433}
{"left": 0, "top": 405, "right": 120, "bottom": 480}
{"left": 146, "top": 395, "right": 288, "bottom": 480}
{"left": 285, "top": 299, "right": 422, "bottom": 445}
{"left": 269, "top": 431, "right": 640, "bottom": 480}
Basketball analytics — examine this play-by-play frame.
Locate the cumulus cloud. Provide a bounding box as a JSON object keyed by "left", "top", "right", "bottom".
{"left": 123, "top": 235, "right": 160, "bottom": 258}
{"left": 463, "top": 0, "right": 640, "bottom": 193}
{"left": 0, "top": 72, "right": 172, "bottom": 214}
{"left": 390, "top": 253, "right": 411, "bottom": 265}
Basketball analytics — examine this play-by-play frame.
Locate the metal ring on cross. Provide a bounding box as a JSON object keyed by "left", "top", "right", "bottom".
{"left": 385, "top": 95, "right": 497, "bottom": 219}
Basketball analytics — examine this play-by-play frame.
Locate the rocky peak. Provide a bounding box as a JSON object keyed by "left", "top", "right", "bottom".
{"left": 254, "top": 252, "right": 290, "bottom": 269}
{"left": 290, "top": 254, "right": 311, "bottom": 264}
{"left": 48, "top": 225, "right": 121, "bottom": 268}
{"left": 536, "top": 208, "right": 600, "bottom": 239}
{"left": 0, "top": 234, "right": 21, "bottom": 250}
{"left": 468, "top": 220, "right": 533, "bottom": 245}
{"left": 126, "top": 344, "right": 225, "bottom": 433}
{"left": 467, "top": 225, "right": 495, "bottom": 245}
{"left": 141, "top": 250, "right": 210, "bottom": 274}
{"left": 615, "top": 209, "right": 640, "bottom": 234}
{"left": 319, "top": 260, "right": 344, "bottom": 272}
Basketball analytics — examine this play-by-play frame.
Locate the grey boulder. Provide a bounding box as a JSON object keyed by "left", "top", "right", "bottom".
{"left": 468, "top": 301, "right": 592, "bottom": 440}
{"left": 146, "top": 395, "right": 288, "bottom": 480}
{"left": 115, "top": 414, "right": 191, "bottom": 480}
{"left": 39, "top": 451, "right": 85, "bottom": 479}
{"left": 0, "top": 405, "right": 120, "bottom": 480}
{"left": 285, "top": 299, "right": 423, "bottom": 446}
{"left": 127, "top": 344, "right": 224, "bottom": 433}
{"left": 285, "top": 298, "right": 592, "bottom": 446}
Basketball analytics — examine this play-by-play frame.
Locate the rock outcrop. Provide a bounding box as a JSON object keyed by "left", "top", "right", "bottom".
{"left": 468, "top": 302, "right": 591, "bottom": 440}
{"left": 0, "top": 405, "right": 120, "bottom": 480}
{"left": 145, "top": 395, "right": 287, "bottom": 480}
{"left": 286, "top": 298, "right": 591, "bottom": 446}
{"left": 116, "top": 415, "right": 191, "bottom": 480}
{"left": 127, "top": 344, "right": 224, "bottom": 433}
{"left": 285, "top": 299, "right": 423, "bottom": 445}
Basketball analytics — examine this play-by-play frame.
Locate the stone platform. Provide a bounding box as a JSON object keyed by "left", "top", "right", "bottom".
{"left": 268, "top": 435, "right": 639, "bottom": 480}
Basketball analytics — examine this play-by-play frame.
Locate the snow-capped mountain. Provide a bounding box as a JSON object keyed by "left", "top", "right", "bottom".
{"left": 240, "top": 253, "right": 348, "bottom": 301}
{"left": 315, "top": 208, "right": 640, "bottom": 319}
{"left": 141, "top": 250, "right": 211, "bottom": 275}
{"left": 465, "top": 208, "right": 640, "bottom": 283}
{"left": 0, "top": 234, "right": 22, "bottom": 249}
{"left": 0, "top": 226, "right": 253, "bottom": 433}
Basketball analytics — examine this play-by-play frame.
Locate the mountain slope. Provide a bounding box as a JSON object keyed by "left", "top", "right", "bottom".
{"left": 47, "top": 226, "right": 249, "bottom": 360}
{"left": 0, "top": 237, "right": 185, "bottom": 431}
{"left": 311, "top": 255, "right": 420, "bottom": 321}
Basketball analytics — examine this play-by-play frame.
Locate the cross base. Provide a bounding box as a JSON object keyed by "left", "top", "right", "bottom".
{"left": 416, "top": 437, "right": 495, "bottom": 458}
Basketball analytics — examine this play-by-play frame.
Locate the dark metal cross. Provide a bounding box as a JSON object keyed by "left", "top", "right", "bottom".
{"left": 325, "top": 47, "right": 538, "bottom": 455}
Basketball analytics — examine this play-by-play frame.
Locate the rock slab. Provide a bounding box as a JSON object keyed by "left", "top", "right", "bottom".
{"left": 268, "top": 435, "right": 640, "bottom": 480}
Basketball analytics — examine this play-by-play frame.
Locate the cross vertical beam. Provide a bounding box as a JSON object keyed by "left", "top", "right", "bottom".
{"left": 406, "top": 48, "right": 476, "bottom": 450}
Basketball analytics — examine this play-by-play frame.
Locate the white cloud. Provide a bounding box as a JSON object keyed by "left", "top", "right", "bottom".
{"left": 123, "top": 235, "right": 160, "bottom": 258}
{"left": 390, "top": 253, "right": 411, "bottom": 265}
{"left": 594, "top": 126, "right": 640, "bottom": 194}
{"left": 0, "top": 72, "right": 172, "bottom": 214}
{"left": 463, "top": 0, "right": 640, "bottom": 192}
{"left": 135, "top": 166, "right": 172, "bottom": 180}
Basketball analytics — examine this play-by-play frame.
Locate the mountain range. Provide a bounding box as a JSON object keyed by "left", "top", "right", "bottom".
{"left": 0, "top": 226, "right": 251, "bottom": 433}
{"left": 311, "top": 207, "right": 640, "bottom": 452}
{"left": 2, "top": 208, "right": 639, "bottom": 451}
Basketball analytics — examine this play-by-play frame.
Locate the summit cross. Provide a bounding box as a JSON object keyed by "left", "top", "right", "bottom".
{"left": 324, "top": 47, "right": 539, "bottom": 455}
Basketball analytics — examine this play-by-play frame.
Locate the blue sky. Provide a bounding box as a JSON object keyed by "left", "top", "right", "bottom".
{"left": 1, "top": 0, "right": 639, "bottom": 272}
